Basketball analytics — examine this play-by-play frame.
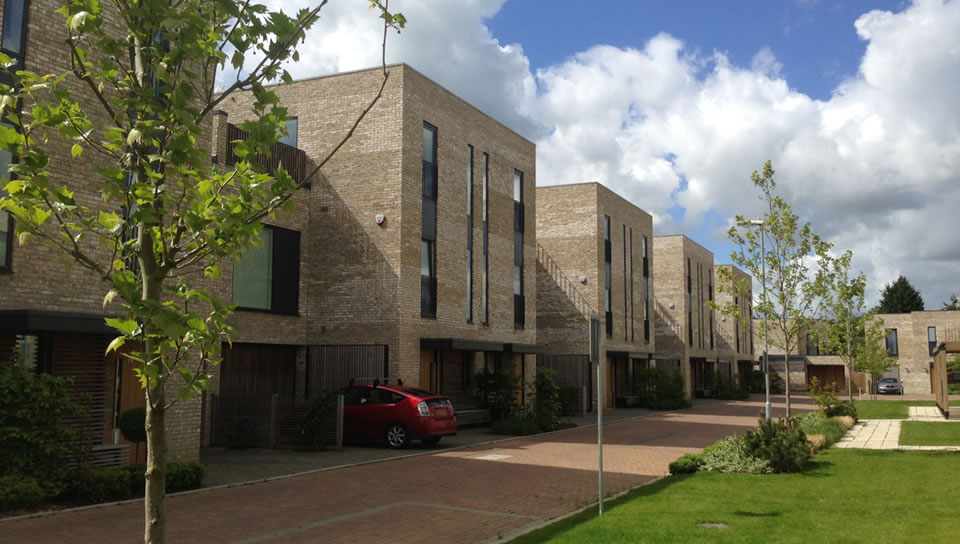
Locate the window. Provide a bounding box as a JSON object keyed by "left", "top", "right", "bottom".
{"left": 466, "top": 145, "right": 474, "bottom": 322}
{"left": 885, "top": 329, "right": 898, "bottom": 357}
{"left": 233, "top": 225, "right": 300, "bottom": 314}
{"left": 481, "top": 152, "right": 489, "bottom": 324}
{"left": 604, "top": 215, "right": 612, "bottom": 337}
{"left": 708, "top": 270, "right": 714, "bottom": 350}
{"left": 421, "top": 123, "right": 438, "bottom": 318}
{"left": 1, "top": 0, "right": 28, "bottom": 66}
{"left": 928, "top": 326, "right": 937, "bottom": 356}
{"left": 735, "top": 296, "right": 740, "bottom": 353}
{"left": 642, "top": 235, "right": 649, "bottom": 342}
{"left": 514, "top": 169, "right": 524, "bottom": 328}
{"left": 623, "top": 225, "right": 628, "bottom": 340}
{"left": 628, "top": 227, "right": 634, "bottom": 342}
{"left": 807, "top": 333, "right": 820, "bottom": 356}
{"left": 278, "top": 117, "right": 298, "bottom": 148}
{"left": 687, "top": 258, "right": 693, "bottom": 346}
{"left": 0, "top": 142, "right": 14, "bottom": 271}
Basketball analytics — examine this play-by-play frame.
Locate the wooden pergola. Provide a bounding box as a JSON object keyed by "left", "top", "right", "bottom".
{"left": 931, "top": 341, "right": 959, "bottom": 419}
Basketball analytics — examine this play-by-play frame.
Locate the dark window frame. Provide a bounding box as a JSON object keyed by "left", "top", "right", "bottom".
{"left": 233, "top": 225, "right": 301, "bottom": 315}
{"left": 466, "top": 145, "right": 474, "bottom": 323}
{"left": 421, "top": 122, "right": 438, "bottom": 319}
{"left": 481, "top": 152, "right": 489, "bottom": 325}
{"left": 928, "top": 326, "right": 937, "bottom": 356}
{"left": 603, "top": 215, "right": 612, "bottom": 337}
{"left": 1, "top": 0, "right": 29, "bottom": 69}
{"left": 513, "top": 169, "right": 525, "bottom": 329}
{"left": 885, "top": 328, "right": 899, "bottom": 357}
{"left": 0, "top": 120, "right": 17, "bottom": 272}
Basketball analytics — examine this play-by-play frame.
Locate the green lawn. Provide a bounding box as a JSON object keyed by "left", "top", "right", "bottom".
{"left": 853, "top": 400, "right": 932, "bottom": 419}
{"left": 514, "top": 450, "right": 960, "bottom": 543}
{"left": 900, "top": 421, "right": 960, "bottom": 446}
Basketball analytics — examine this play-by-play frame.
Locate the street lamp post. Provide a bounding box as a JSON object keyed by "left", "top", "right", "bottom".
{"left": 745, "top": 219, "right": 772, "bottom": 421}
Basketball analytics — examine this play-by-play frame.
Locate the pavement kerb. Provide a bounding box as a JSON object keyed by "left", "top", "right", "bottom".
{"left": 478, "top": 475, "right": 670, "bottom": 544}
{"left": 1, "top": 402, "right": 713, "bottom": 524}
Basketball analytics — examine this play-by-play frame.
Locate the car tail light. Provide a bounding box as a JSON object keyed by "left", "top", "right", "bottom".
{"left": 417, "top": 401, "right": 430, "bottom": 417}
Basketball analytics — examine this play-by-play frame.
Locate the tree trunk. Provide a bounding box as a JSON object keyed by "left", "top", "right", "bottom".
{"left": 784, "top": 349, "right": 792, "bottom": 418}
{"left": 144, "top": 387, "right": 167, "bottom": 544}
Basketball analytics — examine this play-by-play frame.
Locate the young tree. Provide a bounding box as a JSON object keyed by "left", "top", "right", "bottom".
{"left": 717, "top": 161, "right": 834, "bottom": 418}
{"left": 815, "top": 250, "right": 866, "bottom": 401}
{"left": 0, "top": 1, "right": 403, "bottom": 542}
{"left": 877, "top": 275, "right": 925, "bottom": 313}
{"left": 859, "top": 315, "right": 897, "bottom": 400}
{"left": 943, "top": 294, "right": 959, "bottom": 311}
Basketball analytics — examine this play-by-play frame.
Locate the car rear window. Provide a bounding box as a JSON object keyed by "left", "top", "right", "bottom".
{"left": 398, "top": 387, "right": 436, "bottom": 397}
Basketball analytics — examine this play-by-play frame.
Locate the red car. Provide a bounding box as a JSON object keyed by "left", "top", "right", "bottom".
{"left": 341, "top": 383, "right": 457, "bottom": 448}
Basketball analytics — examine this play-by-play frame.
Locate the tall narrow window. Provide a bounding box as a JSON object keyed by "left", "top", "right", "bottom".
{"left": 735, "top": 296, "right": 741, "bottom": 353}
{"left": 1, "top": 0, "right": 28, "bottom": 66}
{"left": 622, "top": 224, "right": 628, "bottom": 340}
{"left": 642, "top": 235, "right": 649, "bottom": 342}
{"left": 687, "top": 257, "right": 693, "bottom": 346}
{"left": 0, "top": 141, "right": 15, "bottom": 271}
{"left": 708, "top": 270, "right": 714, "bottom": 350}
{"left": 421, "top": 123, "right": 438, "bottom": 318}
{"left": 513, "top": 169, "right": 525, "bottom": 328}
{"left": 466, "top": 145, "right": 474, "bottom": 322}
{"left": 928, "top": 326, "right": 937, "bottom": 356}
{"left": 481, "top": 152, "right": 489, "bottom": 324}
{"left": 885, "top": 329, "right": 898, "bottom": 357}
{"left": 698, "top": 263, "right": 704, "bottom": 349}
{"left": 604, "top": 215, "right": 612, "bottom": 337}
{"left": 629, "top": 228, "right": 634, "bottom": 342}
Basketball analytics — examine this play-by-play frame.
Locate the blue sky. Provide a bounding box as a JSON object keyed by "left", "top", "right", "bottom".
{"left": 259, "top": 0, "right": 959, "bottom": 309}
{"left": 490, "top": 0, "right": 905, "bottom": 101}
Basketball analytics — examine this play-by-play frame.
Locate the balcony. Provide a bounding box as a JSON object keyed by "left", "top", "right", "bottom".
{"left": 224, "top": 123, "right": 309, "bottom": 185}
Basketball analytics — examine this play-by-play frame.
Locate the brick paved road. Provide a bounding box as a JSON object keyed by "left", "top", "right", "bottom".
{"left": 0, "top": 396, "right": 813, "bottom": 544}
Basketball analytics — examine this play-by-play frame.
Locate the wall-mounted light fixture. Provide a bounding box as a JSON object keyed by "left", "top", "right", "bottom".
{"left": 579, "top": 276, "right": 588, "bottom": 284}
{"left": 375, "top": 214, "right": 386, "bottom": 226}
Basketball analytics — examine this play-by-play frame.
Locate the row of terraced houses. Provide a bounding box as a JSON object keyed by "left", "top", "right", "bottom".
{"left": 2, "top": 1, "right": 958, "bottom": 464}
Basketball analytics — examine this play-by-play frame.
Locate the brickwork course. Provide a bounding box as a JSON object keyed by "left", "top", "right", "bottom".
{"left": 0, "top": 396, "right": 815, "bottom": 543}
{"left": 535, "top": 182, "right": 655, "bottom": 408}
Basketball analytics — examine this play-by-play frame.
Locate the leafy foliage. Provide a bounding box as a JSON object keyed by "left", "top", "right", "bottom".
{"left": 557, "top": 384, "right": 580, "bottom": 417}
{"left": 943, "top": 294, "right": 959, "bottom": 311}
{"left": 743, "top": 417, "right": 810, "bottom": 473}
{"left": 0, "top": 475, "right": 47, "bottom": 511}
{"left": 698, "top": 436, "right": 771, "bottom": 474}
{"left": 715, "top": 161, "right": 836, "bottom": 418}
{"left": 877, "top": 275, "right": 925, "bottom": 313}
{"left": 530, "top": 367, "right": 562, "bottom": 431}
{"left": 0, "top": 357, "right": 86, "bottom": 497}
{"left": 668, "top": 453, "right": 702, "bottom": 475}
{"left": 0, "top": 1, "right": 403, "bottom": 538}
{"left": 118, "top": 407, "right": 147, "bottom": 444}
{"left": 643, "top": 366, "right": 690, "bottom": 410}
{"left": 301, "top": 392, "right": 338, "bottom": 450}
{"left": 473, "top": 365, "right": 520, "bottom": 420}
{"left": 858, "top": 315, "right": 897, "bottom": 399}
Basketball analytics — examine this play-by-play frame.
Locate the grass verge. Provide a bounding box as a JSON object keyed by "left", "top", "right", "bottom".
{"left": 513, "top": 450, "right": 960, "bottom": 543}
{"left": 900, "top": 421, "right": 960, "bottom": 446}
{"left": 853, "top": 400, "right": 934, "bottom": 419}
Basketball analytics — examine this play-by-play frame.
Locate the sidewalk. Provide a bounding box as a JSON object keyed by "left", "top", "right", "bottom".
{"left": 835, "top": 406, "right": 960, "bottom": 451}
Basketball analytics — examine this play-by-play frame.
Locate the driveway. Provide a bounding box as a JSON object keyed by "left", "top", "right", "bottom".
{"left": 0, "top": 395, "right": 814, "bottom": 543}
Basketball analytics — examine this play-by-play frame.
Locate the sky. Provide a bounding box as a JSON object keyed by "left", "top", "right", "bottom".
{"left": 227, "top": 0, "right": 960, "bottom": 310}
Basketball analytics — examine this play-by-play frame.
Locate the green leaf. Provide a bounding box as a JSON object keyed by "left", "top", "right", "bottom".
{"left": 175, "top": 388, "right": 193, "bottom": 402}
{"left": 71, "top": 143, "right": 83, "bottom": 158}
{"left": 105, "top": 317, "right": 139, "bottom": 336}
{"left": 105, "top": 335, "right": 126, "bottom": 354}
{"left": 103, "top": 289, "right": 118, "bottom": 308}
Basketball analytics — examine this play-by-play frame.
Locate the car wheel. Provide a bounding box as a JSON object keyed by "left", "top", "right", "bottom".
{"left": 420, "top": 436, "right": 441, "bottom": 447}
{"left": 385, "top": 423, "right": 410, "bottom": 449}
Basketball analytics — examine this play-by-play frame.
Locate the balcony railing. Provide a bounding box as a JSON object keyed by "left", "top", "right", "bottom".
{"left": 224, "top": 123, "right": 309, "bottom": 185}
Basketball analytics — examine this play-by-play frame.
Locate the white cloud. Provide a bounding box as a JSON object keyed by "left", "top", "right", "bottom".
{"left": 223, "top": 0, "right": 960, "bottom": 308}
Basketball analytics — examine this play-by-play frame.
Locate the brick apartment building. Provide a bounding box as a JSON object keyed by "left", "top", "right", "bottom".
{"left": 652, "top": 235, "right": 720, "bottom": 399}
{"left": 213, "top": 64, "right": 541, "bottom": 437}
{"left": 0, "top": 0, "right": 202, "bottom": 463}
{"left": 713, "top": 264, "right": 756, "bottom": 389}
{"left": 873, "top": 310, "right": 960, "bottom": 394}
{"left": 535, "top": 182, "right": 654, "bottom": 409}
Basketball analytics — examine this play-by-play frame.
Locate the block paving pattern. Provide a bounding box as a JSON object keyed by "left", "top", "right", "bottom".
{"left": 0, "top": 397, "right": 813, "bottom": 544}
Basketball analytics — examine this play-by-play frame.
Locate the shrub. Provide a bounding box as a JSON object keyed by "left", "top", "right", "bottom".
{"left": 0, "top": 475, "right": 47, "bottom": 511}
{"left": 949, "top": 383, "right": 960, "bottom": 395}
{"left": 834, "top": 415, "right": 855, "bottom": 428}
{"left": 668, "top": 453, "right": 702, "bottom": 475}
{"left": 530, "top": 368, "right": 562, "bottom": 432}
{"left": 166, "top": 462, "right": 205, "bottom": 493}
{"left": 473, "top": 366, "right": 519, "bottom": 420}
{"left": 0, "top": 357, "right": 86, "bottom": 496}
{"left": 744, "top": 417, "right": 810, "bottom": 473}
{"left": 645, "top": 367, "right": 690, "bottom": 410}
{"left": 698, "top": 436, "right": 771, "bottom": 474}
{"left": 806, "top": 434, "right": 827, "bottom": 453}
{"left": 558, "top": 385, "right": 580, "bottom": 417}
{"left": 491, "top": 414, "right": 541, "bottom": 436}
{"left": 825, "top": 401, "right": 857, "bottom": 419}
{"left": 118, "top": 407, "right": 147, "bottom": 444}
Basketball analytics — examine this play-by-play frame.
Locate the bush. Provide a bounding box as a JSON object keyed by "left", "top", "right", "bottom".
{"left": 743, "top": 417, "right": 810, "bottom": 473}
{"left": 166, "top": 462, "right": 205, "bottom": 493}
{"left": 668, "top": 453, "right": 702, "bottom": 475}
{"left": 0, "top": 357, "right": 86, "bottom": 496}
{"left": 491, "top": 414, "right": 541, "bottom": 436}
{"left": 69, "top": 467, "right": 136, "bottom": 504}
{"left": 949, "top": 383, "right": 960, "bottom": 395}
{"left": 530, "top": 368, "right": 562, "bottom": 431}
{"left": 645, "top": 367, "right": 690, "bottom": 410}
{"left": 795, "top": 411, "right": 853, "bottom": 451}
{"left": 473, "top": 365, "right": 519, "bottom": 420}
{"left": 698, "top": 436, "right": 771, "bottom": 474}
{"left": 118, "top": 407, "right": 147, "bottom": 444}
{"left": 558, "top": 385, "right": 580, "bottom": 417}
{"left": 825, "top": 401, "right": 857, "bottom": 419}
{"left": 0, "top": 475, "right": 47, "bottom": 511}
